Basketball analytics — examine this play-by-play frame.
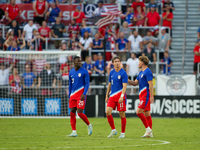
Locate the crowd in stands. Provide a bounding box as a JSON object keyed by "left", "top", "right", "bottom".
{"left": 0, "top": 0, "right": 176, "bottom": 95}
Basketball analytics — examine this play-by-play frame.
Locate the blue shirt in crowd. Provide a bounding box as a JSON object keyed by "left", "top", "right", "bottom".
{"left": 124, "top": 12, "right": 134, "bottom": 25}
{"left": 80, "top": 27, "right": 91, "bottom": 37}
{"left": 116, "top": 38, "right": 128, "bottom": 51}
{"left": 163, "top": 57, "right": 173, "bottom": 75}
{"left": 22, "top": 72, "right": 36, "bottom": 87}
{"left": 94, "top": 60, "right": 105, "bottom": 74}
{"left": 48, "top": 7, "right": 61, "bottom": 23}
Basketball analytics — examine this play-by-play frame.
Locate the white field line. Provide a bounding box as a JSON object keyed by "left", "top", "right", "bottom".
{"left": 0, "top": 138, "right": 170, "bottom": 149}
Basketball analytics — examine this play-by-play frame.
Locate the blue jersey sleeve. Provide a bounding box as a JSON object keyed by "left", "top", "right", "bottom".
{"left": 68, "top": 72, "right": 72, "bottom": 99}
{"left": 32, "top": 73, "right": 36, "bottom": 79}
{"left": 83, "top": 70, "right": 90, "bottom": 95}
{"left": 82, "top": 62, "right": 86, "bottom": 69}
{"left": 122, "top": 71, "right": 128, "bottom": 83}
{"left": 109, "top": 71, "right": 111, "bottom": 83}
{"left": 146, "top": 70, "right": 153, "bottom": 82}
{"left": 136, "top": 71, "right": 141, "bottom": 80}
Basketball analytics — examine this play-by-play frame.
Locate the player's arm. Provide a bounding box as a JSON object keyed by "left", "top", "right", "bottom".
{"left": 81, "top": 71, "right": 90, "bottom": 100}
{"left": 194, "top": 51, "right": 200, "bottom": 56}
{"left": 105, "top": 82, "right": 111, "bottom": 103}
{"left": 68, "top": 74, "right": 72, "bottom": 99}
{"left": 148, "top": 80, "right": 154, "bottom": 104}
{"left": 128, "top": 79, "right": 139, "bottom": 86}
{"left": 118, "top": 82, "right": 127, "bottom": 104}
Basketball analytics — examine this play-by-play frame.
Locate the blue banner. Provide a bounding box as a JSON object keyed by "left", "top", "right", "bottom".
{"left": 0, "top": 98, "right": 14, "bottom": 115}
{"left": 45, "top": 98, "right": 61, "bottom": 115}
{"left": 21, "top": 98, "right": 37, "bottom": 115}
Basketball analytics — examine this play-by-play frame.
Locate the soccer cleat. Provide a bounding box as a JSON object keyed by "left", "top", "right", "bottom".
{"left": 88, "top": 124, "right": 93, "bottom": 136}
{"left": 107, "top": 130, "right": 117, "bottom": 138}
{"left": 118, "top": 133, "right": 125, "bottom": 138}
{"left": 67, "top": 132, "right": 77, "bottom": 137}
{"left": 141, "top": 128, "right": 152, "bottom": 138}
{"left": 149, "top": 131, "right": 153, "bottom": 137}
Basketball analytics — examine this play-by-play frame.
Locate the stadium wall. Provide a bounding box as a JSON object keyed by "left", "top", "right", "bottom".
{"left": 1, "top": 95, "right": 200, "bottom": 118}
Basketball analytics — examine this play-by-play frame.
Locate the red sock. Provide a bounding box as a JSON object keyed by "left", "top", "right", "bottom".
{"left": 107, "top": 115, "right": 115, "bottom": 130}
{"left": 70, "top": 112, "right": 76, "bottom": 130}
{"left": 146, "top": 116, "right": 152, "bottom": 129}
{"left": 121, "top": 117, "right": 126, "bottom": 133}
{"left": 78, "top": 113, "right": 90, "bottom": 125}
{"left": 137, "top": 113, "right": 149, "bottom": 128}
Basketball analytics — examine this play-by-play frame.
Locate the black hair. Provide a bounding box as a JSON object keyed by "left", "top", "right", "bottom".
{"left": 74, "top": 56, "right": 80, "bottom": 61}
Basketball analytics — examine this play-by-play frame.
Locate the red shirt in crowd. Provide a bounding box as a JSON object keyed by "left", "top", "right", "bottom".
{"left": 5, "top": 4, "right": 20, "bottom": 20}
{"left": 162, "top": 12, "right": 173, "bottom": 29}
{"left": 68, "top": 25, "right": 80, "bottom": 38}
{"left": 9, "top": 75, "right": 20, "bottom": 87}
{"left": 146, "top": 11, "right": 160, "bottom": 26}
{"left": 194, "top": 46, "right": 200, "bottom": 63}
{"left": 60, "top": 63, "right": 70, "bottom": 71}
{"left": 38, "top": 27, "right": 51, "bottom": 38}
{"left": 134, "top": 12, "right": 146, "bottom": 26}
{"left": 34, "top": 0, "right": 46, "bottom": 16}
{"left": 98, "top": 26, "right": 107, "bottom": 38}
{"left": 73, "top": 11, "right": 85, "bottom": 24}
{"left": 131, "top": 2, "right": 145, "bottom": 13}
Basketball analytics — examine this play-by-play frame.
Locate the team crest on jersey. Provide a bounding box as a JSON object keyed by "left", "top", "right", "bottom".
{"left": 118, "top": 75, "right": 121, "bottom": 79}
{"left": 78, "top": 73, "right": 81, "bottom": 77}
{"left": 141, "top": 74, "right": 143, "bottom": 78}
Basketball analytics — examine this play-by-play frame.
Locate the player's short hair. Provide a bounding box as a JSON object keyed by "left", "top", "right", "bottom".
{"left": 139, "top": 56, "right": 149, "bottom": 66}
{"left": 73, "top": 56, "right": 80, "bottom": 61}
{"left": 164, "top": 51, "right": 169, "bottom": 54}
{"left": 112, "top": 56, "right": 121, "bottom": 63}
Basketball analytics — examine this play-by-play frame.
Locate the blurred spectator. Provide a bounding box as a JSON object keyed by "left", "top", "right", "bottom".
{"left": 0, "top": 32, "right": 5, "bottom": 50}
{"left": 193, "top": 40, "right": 200, "bottom": 75}
{"left": 46, "top": 1, "right": 62, "bottom": 24}
{"left": 68, "top": 31, "right": 80, "bottom": 50}
{"left": 98, "top": 26, "right": 107, "bottom": 39}
{"left": 158, "top": 27, "right": 170, "bottom": 53}
{"left": 68, "top": 19, "right": 80, "bottom": 38}
{"left": 3, "top": 38, "right": 12, "bottom": 51}
{"left": 162, "top": 5, "right": 173, "bottom": 37}
{"left": 163, "top": 51, "right": 173, "bottom": 75}
{"left": 0, "top": 8, "right": 5, "bottom": 20}
{"left": 114, "top": 23, "right": 120, "bottom": 39}
{"left": 124, "top": 7, "right": 134, "bottom": 26}
{"left": 128, "top": 31, "right": 143, "bottom": 57}
{"left": 22, "top": 20, "right": 38, "bottom": 49}
{"left": 15, "top": 0, "right": 22, "bottom": 3}
{"left": 163, "top": 0, "right": 175, "bottom": 13}
{"left": 147, "top": 0, "right": 158, "bottom": 13}
{"left": 25, "top": 58, "right": 34, "bottom": 72}
{"left": 0, "top": 62, "right": 13, "bottom": 96}
{"left": 6, "top": 29, "right": 18, "bottom": 43}
{"left": 58, "top": 43, "right": 68, "bottom": 70}
{"left": 33, "top": 55, "right": 46, "bottom": 75}
{"left": 80, "top": 20, "right": 91, "bottom": 37}
{"left": 93, "top": 0, "right": 108, "bottom": 15}
{"left": 145, "top": 5, "right": 161, "bottom": 27}
{"left": 119, "top": 21, "right": 132, "bottom": 39}
{"left": 0, "top": 0, "right": 7, "bottom": 4}
{"left": 126, "top": 52, "right": 139, "bottom": 94}
{"left": 9, "top": 20, "right": 21, "bottom": 42}
{"left": 29, "top": 31, "right": 45, "bottom": 51}
{"left": 142, "top": 42, "right": 156, "bottom": 64}
{"left": 37, "top": 63, "right": 56, "bottom": 95}
{"left": 116, "top": 32, "right": 128, "bottom": 61}
{"left": 4, "top": 37, "right": 25, "bottom": 51}
{"left": 9, "top": 68, "right": 22, "bottom": 93}
{"left": 92, "top": 33, "right": 103, "bottom": 61}
{"left": 51, "top": 17, "right": 66, "bottom": 49}
{"left": 79, "top": 31, "right": 93, "bottom": 61}
{"left": 22, "top": 64, "right": 36, "bottom": 92}
{"left": 58, "top": 0, "right": 71, "bottom": 3}
{"left": 73, "top": 6, "right": 86, "bottom": 24}
{"left": 60, "top": 60, "right": 71, "bottom": 74}
{"left": 33, "top": 0, "right": 48, "bottom": 25}
{"left": 57, "top": 66, "right": 69, "bottom": 95}
{"left": 22, "top": 0, "right": 33, "bottom": 3}
{"left": 197, "top": 27, "right": 200, "bottom": 41}
{"left": 5, "top": 0, "right": 21, "bottom": 25}
{"left": 131, "top": 0, "right": 146, "bottom": 14}
{"left": 134, "top": 5, "right": 145, "bottom": 26}
{"left": 143, "top": 30, "right": 157, "bottom": 48}
{"left": 39, "top": 21, "right": 51, "bottom": 49}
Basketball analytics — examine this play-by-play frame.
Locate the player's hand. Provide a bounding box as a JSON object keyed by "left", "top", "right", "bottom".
{"left": 80, "top": 94, "right": 85, "bottom": 101}
{"left": 150, "top": 96, "right": 154, "bottom": 104}
{"left": 105, "top": 95, "right": 109, "bottom": 103}
{"left": 118, "top": 97, "right": 123, "bottom": 104}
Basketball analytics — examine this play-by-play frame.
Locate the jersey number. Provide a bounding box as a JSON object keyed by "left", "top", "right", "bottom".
{"left": 72, "top": 78, "right": 74, "bottom": 84}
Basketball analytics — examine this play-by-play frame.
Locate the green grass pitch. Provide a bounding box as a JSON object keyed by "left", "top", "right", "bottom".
{"left": 0, "top": 118, "right": 199, "bottom": 150}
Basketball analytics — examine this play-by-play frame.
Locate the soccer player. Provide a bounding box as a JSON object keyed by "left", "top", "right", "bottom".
{"left": 128, "top": 56, "right": 154, "bottom": 138}
{"left": 67, "top": 56, "right": 93, "bottom": 137}
{"left": 105, "top": 56, "right": 128, "bottom": 138}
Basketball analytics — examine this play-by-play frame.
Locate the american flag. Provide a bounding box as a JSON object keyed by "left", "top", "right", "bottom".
{"left": 85, "top": 5, "right": 121, "bottom": 27}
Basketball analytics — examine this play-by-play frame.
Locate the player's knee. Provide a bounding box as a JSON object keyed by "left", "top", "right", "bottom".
{"left": 106, "top": 110, "right": 111, "bottom": 116}
{"left": 70, "top": 108, "right": 76, "bottom": 113}
{"left": 119, "top": 112, "right": 125, "bottom": 118}
{"left": 144, "top": 112, "right": 150, "bottom": 117}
